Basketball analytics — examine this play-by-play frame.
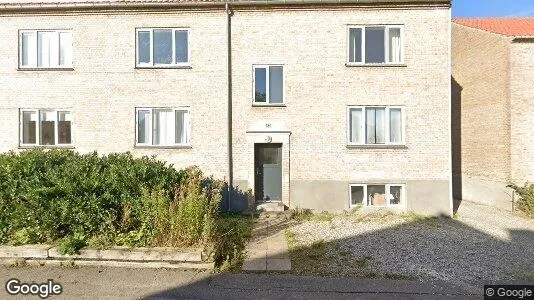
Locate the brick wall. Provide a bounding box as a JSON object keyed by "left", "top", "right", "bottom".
{"left": 231, "top": 7, "right": 451, "bottom": 183}
{"left": 0, "top": 5, "right": 451, "bottom": 212}
{"left": 510, "top": 41, "right": 534, "bottom": 184}
{"left": 451, "top": 23, "right": 511, "bottom": 182}
{"left": 0, "top": 11, "right": 229, "bottom": 178}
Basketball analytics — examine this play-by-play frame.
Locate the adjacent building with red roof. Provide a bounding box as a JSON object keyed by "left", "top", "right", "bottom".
{"left": 452, "top": 18, "right": 534, "bottom": 211}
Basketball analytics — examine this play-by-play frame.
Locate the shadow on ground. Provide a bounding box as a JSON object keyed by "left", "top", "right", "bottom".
{"left": 146, "top": 207, "right": 534, "bottom": 299}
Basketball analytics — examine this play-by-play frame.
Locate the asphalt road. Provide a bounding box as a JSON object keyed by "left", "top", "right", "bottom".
{"left": 0, "top": 265, "right": 481, "bottom": 299}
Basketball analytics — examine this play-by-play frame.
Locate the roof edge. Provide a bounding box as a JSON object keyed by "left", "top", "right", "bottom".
{"left": 0, "top": 0, "right": 451, "bottom": 12}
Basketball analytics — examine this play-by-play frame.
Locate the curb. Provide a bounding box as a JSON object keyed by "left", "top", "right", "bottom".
{"left": 0, "top": 245, "right": 212, "bottom": 270}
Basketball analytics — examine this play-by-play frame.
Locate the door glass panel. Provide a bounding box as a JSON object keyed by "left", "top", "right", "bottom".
{"left": 256, "top": 145, "right": 282, "bottom": 201}
{"left": 259, "top": 147, "right": 279, "bottom": 164}
{"left": 348, "top": 28, "right": 362, "bottom": 63}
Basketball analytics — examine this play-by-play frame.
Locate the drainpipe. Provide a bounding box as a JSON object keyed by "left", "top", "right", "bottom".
{"left": 226, "top": 3, "right": 233, "bottom": 212}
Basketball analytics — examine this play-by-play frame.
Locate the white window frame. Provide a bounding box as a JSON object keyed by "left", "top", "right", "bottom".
{"left": 19, "top": 109, "right": 73, "bottom": 147}
{"left": 135, "top": 107, "right": 191, "bottom": 147}
{"left": 252, "top": 65, "right": 285, "bottom": 105}
{"left": 135, "top": 28, "right": 191, "bottom": 68}
{"left": 346, "top": 25, "right": 404, "bottom": 65}
{"left": 347, "top": 106, "right": 405, "bottom": 146}
{"left": 349, "top": 184, "right": 405, "bottom": 208}
{"left": 18, "top": 29, "right": 73, "bottom": 69}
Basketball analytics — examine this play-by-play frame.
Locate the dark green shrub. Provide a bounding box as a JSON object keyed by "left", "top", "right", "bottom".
{"left": 58, "top": 234, "right": 87, "bottom": 255}
{"left": 508, "top": 183, "right": 534, "bottom": 218}
{"left": 0, "top": 149, "right": 252, "bottom": 264}
{"left": 0, "top": 149, "right": 184, "bottom": 246}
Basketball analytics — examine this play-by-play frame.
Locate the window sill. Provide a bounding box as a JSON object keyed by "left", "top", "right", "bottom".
{"left": 134, "top": 145, "right": 192, "bottom": 149}
{"left": 252, "top": 103, "right": 286, "bottom": 107}
{"left": 135, "top": 65, "right": 192, "bottom": 70}
{"left": 19, "top": 145, "right": 75, "bottom": 149}
{"left": 18, "top": 67, "right": 74, "bottom": 71}
{"left": 346, "top": 144, "right": 407, "bottom": 149}
{"left": 345, "top": 63, "right": 407, "bottom": 68}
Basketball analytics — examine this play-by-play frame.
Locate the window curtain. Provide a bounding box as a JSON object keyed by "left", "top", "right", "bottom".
{"left": 153, "top": 110, "right": 174, "bottom": 145}
{"left": 40, "top": 110, "right": 56, "bottom": 145}
{"left": 137, "top": 111, "right": 150, "bottom": 144}
{"left": 38, "top": 32, "right": 59, "bottom": 68}
{"left": 349, "top": 108, "right": 362, "bottom": 143}
{"left": 21, "top": 33, "right": 36, "bottom": 67}
{"left": 389, "top": 108, "right": 402, "bottom": 143}
{"left": 175, "top": 111, "right": 186, "bottom": 144}
{"left": 59, "top": 32, "right": 72, "bottom": 67}
{"left": 348, "top": 28, "right": 362, "bottom": 63}
{"left": 58, "top": 112, "right": 71, "bottom": 144}
{"left": 22, "top": 111, "right": 37, "bottom": 144}
{"left": 388, "top": 28, "right": 401, "bottom": 63}
{"left": 366, "top": 108, "right": 385, "bottom": 144}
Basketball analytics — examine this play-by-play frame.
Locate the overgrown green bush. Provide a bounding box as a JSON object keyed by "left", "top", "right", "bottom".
{"left": 508, "top": 183, "right": 534, "bottom": 218}
{"left": 0, "top": 150, "right": 231, "bottom": 251}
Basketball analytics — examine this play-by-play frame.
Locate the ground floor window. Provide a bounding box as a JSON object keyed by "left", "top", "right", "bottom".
{"left": 136, "top": 107, "right": 190, "bottom": 146}
{"left": 349, "top": 184, "right": 404, "bottom": 207}
{"left": 20, "top": 109, "right": 72, "bottom": 146}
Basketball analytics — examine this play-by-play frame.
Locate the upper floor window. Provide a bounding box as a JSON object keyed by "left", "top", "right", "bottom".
{"left": 253, "top": 65, "right": 284, "bottom": 105}
{"left": 348, "top": 106, "right": 404, "bottom": 145}
{"left": 136, "top": 108, "right": 190, "bottom": 147}
{"left": 136, "top": 28, "right": 189, "bottom": 67}
{"left": 20, "top": 109, "right": 72, "bottom": 146}
{"left": 347, "top": 25, "right": 403, "bottom": 65}
{"left": 19, "top": 30, "right": 73, "bottom": 69}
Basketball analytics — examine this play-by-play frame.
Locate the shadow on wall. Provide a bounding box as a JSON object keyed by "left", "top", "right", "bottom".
{"left": 221, "top": 185, "right": 254, "bottom": 212}
{"left": 145, "top": 214, "right": 534, "bottom": 298}
{"left": 451, "top": 76, "right": 463, "bottom": 213}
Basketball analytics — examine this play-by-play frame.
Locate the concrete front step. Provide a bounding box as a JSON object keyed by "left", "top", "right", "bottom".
{"left": 256, "top": 202, "right": 286, "bottom": 212}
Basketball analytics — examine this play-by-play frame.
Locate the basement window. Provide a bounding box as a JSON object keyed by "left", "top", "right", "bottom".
{"left": 349, "top": 184, "right": 404, "bottom": 207}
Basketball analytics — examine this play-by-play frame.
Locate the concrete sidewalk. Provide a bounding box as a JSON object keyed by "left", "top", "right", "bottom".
{"left": 242, "top": 212, "right": 292, "bottom": 271}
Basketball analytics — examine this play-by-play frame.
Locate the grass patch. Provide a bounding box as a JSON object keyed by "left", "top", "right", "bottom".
{"left": 211, "top": 213, "right": 255, "bottom": 272}
{"left": 290, "top": 208, "right": 335, "bottom": 223}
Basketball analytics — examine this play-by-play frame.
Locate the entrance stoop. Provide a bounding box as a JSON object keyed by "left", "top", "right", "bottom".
{"left": 256, "top": 202, "right": 286, "bottom": 212}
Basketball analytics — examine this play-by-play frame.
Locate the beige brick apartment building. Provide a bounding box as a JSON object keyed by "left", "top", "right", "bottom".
{"left": 452, "top": 18, "right": 534, "bottom": 210}
{"left": 0, "top": 0, "right": 452, "bottom": 215}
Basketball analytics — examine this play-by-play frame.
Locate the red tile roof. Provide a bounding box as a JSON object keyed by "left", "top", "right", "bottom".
{"left": 454, "top": 18, "right": 534, "bottom": 37}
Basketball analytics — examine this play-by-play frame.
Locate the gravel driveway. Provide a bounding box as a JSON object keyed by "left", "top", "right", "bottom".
{"left": 287, "top": 201, "right": 534, "bottom": 288}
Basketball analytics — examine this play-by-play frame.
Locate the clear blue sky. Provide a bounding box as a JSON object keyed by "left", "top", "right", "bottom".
{"left": 453, "top": 0, "right": 534, "bottom": 18}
